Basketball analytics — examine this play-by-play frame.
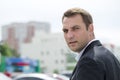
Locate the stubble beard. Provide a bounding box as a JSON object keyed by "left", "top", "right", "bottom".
{"left": 69, "top": 42, "right": 87, "bottom": 53}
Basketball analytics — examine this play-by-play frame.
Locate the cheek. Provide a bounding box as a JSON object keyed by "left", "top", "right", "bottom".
{"left": 76, "top": 32, "right": 87, "bottom": 40}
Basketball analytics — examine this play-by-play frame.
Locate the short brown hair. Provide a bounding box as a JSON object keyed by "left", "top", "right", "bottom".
{"left": 62, "top": 8, "right": 93, "bottom": 28}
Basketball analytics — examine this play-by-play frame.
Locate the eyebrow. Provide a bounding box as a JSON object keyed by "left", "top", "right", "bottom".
{"left": 71, "top": 25, "right": 81, "bottom": 29}
{"left": 62, "top": 25, "right": 80, "bottom": 31}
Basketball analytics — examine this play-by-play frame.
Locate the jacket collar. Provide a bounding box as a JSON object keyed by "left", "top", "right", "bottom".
{"left": 81, "top": 40, "right": 102, "bottom": 57}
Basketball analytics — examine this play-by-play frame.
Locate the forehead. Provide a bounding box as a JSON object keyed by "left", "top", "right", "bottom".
{"left": 62, "top": 14, "right": 83, "bottom": 28}
{"left": 63, "top": 14, "right": 82, "bottom": 21}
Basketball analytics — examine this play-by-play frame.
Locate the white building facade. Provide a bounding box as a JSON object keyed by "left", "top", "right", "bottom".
{"left": 20, "top": 31, "right": 70, "bottom": 73}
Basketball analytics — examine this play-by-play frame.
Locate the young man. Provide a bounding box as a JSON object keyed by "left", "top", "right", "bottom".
{"left": 62, "top": 8, "right": 120, "bottom": 80}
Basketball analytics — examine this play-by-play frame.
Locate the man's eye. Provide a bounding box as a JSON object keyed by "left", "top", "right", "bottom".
{"left": 75, "top": 27, "right": 80, "bottom": 29}
{"left": 63, "top": 29, "right": 68, "bottom": 33}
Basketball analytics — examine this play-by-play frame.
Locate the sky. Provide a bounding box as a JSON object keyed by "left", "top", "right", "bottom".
{"left": 0, "top": 0, "right": 120, "bottom": 46}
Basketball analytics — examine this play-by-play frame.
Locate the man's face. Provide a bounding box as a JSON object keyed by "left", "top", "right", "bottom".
{"left": 62, "top": 14, "right": 93, "bottom": 52}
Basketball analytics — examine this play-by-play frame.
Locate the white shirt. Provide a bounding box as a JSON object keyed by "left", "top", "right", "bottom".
{"left": 75, "top": 39, "right": 97, "bottom": 61}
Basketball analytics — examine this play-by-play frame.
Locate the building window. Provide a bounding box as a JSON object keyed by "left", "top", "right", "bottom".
{"left": 41, "top": 51, "right": 44, "bottom": 55}
{"left": 61, "top": 49, "right": 64, "bottom": 55}
{"left": 46, "top": 51, "right": 49, "bottom": 55}
{"left": 61, "top": 60, "right": 64, "bottom": 63}
{"left": 40, "top": 60, "right": 44, "bottom": 64}
{"left": 55, "top": 60, "right": 58, "bottom": 64}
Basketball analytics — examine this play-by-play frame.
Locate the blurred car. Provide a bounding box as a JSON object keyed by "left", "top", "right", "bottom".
{"left": 48, "top": 74, "right": 69, "bottom": 80}
{"left": 61, "top": 73, "right": 72, "bottom": 78}
{"left": 13, "top": 73, "right": 57, "bottom": 80}
{"left": 0, "top": 73, "right": 12, "bottom": 80}
{"left": 60, "top": 71, "right": 72, "bottom": 78}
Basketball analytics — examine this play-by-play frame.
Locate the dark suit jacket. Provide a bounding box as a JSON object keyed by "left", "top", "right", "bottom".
{"left": 70, "top": 40, "right": 120, "bottom": 80}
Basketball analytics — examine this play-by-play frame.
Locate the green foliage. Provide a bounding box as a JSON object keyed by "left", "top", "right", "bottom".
{"left": 66, "top": 53, "right": 76, "bottom": 71}
{"left": 0, "top": 43, "right": 12, "bottom": 56}
{"left": 0, "top": 43, "right": 19, "bottom": 57}
{"left": 53, "top": 69, "right": 59, "bottom": 74}
{"left": 66, "top": 66, "right": 75, "bottom": 70}
{"left": 66, "top": 53, "right": 76, "bottom": 63}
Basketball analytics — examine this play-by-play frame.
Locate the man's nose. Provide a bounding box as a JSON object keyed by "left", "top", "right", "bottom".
{"left": 67, "top": 31, "right": 74, "bottom": 39}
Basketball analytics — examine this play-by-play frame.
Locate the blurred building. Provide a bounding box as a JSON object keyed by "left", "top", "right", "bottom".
{"left": 1, "top": 21, "right": 75, "bottom": 73}
{"left": 20, "top": 31, "right": 70, "bottom": 73}
{"left": 2, "top": 21, "right": 50, "bottom": 54}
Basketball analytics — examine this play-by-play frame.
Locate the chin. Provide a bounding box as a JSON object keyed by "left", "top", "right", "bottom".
{"left": 71, "top": 49, "right": 78, "bottom": 52}
{"left": 71, "top": 48, "right": 80, "bottom": 52}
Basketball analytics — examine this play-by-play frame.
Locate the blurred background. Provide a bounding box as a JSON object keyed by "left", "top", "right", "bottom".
{"left": 0, "top": 0, "right": 120, "bottom": 80}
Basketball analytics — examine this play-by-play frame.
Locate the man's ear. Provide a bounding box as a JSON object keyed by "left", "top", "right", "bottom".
{"left": 88, "top": 24, "right": 94, "bottom": 32}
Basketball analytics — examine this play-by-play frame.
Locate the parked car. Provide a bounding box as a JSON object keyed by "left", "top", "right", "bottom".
{"left": 60, "top": 71, "right": 72, "bottom": 78}
{"left": 52, "top": 74, "right": 69, "bottom": 80}
{"left": 0, "top": 72, "right": 12, "bottom": 80}
{"left": 13, "top": 73, "right": 57, "bottom": 80}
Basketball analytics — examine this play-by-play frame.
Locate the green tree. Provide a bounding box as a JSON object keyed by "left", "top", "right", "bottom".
{"left": 53, "top": 69, "right": 59, "bottom": 74}
{"left": 66, "top": 53, "right": 76, "bottom": 63}
{"left": 0, "top": 43, "right": 19, "bottom": 57}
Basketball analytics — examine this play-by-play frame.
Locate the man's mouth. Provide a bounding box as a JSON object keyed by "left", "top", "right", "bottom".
{"left": 69, "top": 41, "right": 77, "bottom": 44}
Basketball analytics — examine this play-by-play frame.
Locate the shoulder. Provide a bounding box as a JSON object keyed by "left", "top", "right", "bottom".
{"left": 83, "top": 45, "right": 113, "bottom": 61}
{"left": 78, "top": 46, "right": 109, "bottom": 69}
{"left": 81, "top": 40, "right": 109, "bottom": 61}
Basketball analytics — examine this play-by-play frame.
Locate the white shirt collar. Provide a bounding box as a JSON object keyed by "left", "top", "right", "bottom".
{"left": 75, "top": 39, "right": 97, "bottom": 61}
